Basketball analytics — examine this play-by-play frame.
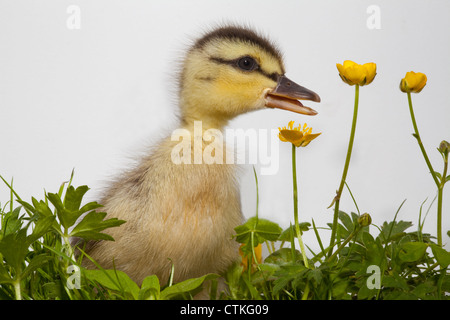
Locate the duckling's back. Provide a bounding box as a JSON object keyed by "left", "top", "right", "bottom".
{"left": 83, "top": 135, "right": 243, "bottom": 285}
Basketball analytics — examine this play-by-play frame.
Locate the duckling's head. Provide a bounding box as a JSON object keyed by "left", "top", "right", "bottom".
{"left": 179, "top": 25, "right": 320, "bottom": 128}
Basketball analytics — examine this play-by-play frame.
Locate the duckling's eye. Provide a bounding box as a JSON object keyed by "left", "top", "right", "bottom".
{"left": 237, "top": 56, "right": 258, "bottom": 71}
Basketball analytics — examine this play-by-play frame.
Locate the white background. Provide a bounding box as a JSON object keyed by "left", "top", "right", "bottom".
{"left": 1, "top": 0, "right": 449, "bottom": 251}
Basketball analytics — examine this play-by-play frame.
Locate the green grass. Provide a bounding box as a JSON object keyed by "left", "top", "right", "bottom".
{"left": 0, "top": 171, "right": 448, "bottom": 300}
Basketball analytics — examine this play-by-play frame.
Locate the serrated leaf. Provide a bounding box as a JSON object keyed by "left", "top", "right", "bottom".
{"left": 160, "top": 273, "right": 218, "bottom": 300}
{"left": 46, "top": 192, "right": 72, "bottom": 229}
{"left": 17, "top": 199, "right": 39, "bottom": 216}
{"left": 31, "top": 197, "right": 54, "bottom": 218}
{"left": 378, "top": 220, "right": 413, "bottom": 243}
{"left": 26, "top": 216, "right": 56, "bottom": 245}
{"left": 2, "top": 207, "right": 23, "bottom": 236}
{"left": 0, "top": 228, "right": 28, "bottom": 273}
{"left": 362, "top": 232, "right": 384, "bottom": 265}
{"left": 69, "top": 211, "right": 126, "bottom": 241}
{"left": 63, "top": 185, "right": 89, "bottom": 212}
{"left": 338, "top": 211, "right": 355, "bottom": 233}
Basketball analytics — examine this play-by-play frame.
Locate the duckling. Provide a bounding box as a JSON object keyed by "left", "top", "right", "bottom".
{"left": 81, "top": 25, "right": 320, "bottom": 287}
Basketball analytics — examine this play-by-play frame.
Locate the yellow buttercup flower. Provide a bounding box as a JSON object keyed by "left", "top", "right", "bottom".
{"left": 400, "top": 71, "right": 427, "bottom": 93}
{"left": 336, "top": 60, "right": 377, "bottom": 86}
{"left": 239, "top": 243, "right": 262, "bottom": 272}
{"left": 278, "top": 120, "right": 321, "bottom": 147}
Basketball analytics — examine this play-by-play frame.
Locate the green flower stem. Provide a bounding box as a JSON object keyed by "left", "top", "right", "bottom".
{"left": 437, "top": 188, "right": 443, "bottom": 247}
{"left": 407, "top": 92, "right": 444, "bottom": 246}
{"left": 407, "top": 92, "right": 439, "bottom": 187}
{"left": 292, "top": 144, "right": 309, "bottom": 269}
{"left": 437, "top": 157, "right": 447, "bottom": 247}
{"left": 328, "top": 84, "right": 360, "bottom": 257}
{"left": 14, "top": 279, "right": 22, "bottom": 300}
{"left": 327, "top": 226, "right": 360, "bottom": 263}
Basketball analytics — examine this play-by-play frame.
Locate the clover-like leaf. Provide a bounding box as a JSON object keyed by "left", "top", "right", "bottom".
{"left": 234, "top": 217, "right": 282, "bottom": 245}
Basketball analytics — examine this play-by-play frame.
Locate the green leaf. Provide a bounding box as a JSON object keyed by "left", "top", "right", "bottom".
{"left": 138, "top": 275, "right": 160, "bottom": 300}
{"left": 0, "top": 229, "right": 28, "bottom": 273}
{"left": 430, "top": 244, "right": 450, "bottom": 268}
{"left": 26, "top": 215, "right": 56, "bottom": 245}
{"left": 69, "top": 211, "right": 126, "bottom": 241}
{"left": 413, "top": 282, "right": 437, "bottom": 299}
{"left": 362, "top": 232, "right": 384, "bottom": 266}
{"left": 63, "top": 185, "right": 89, "bottom": 212}
{"left": 398, "top": 242, "right": 428, "bottom": 262}
{"left": 382, "top": 274, "right": 409, "bottom": 290}
{"left": 357, "top": 282, "right": 377, "bottom": 300}
{"left": 1, "top": 207, "right": 23, "bottom": 236}
{"left": 339, "top": 211, "right": 355, "bottom": 233}
{"left": 234, "top": 217, "right": 282, "bottom": 244}
{"left": 265, "top": 248, "right": 303, "bottom": 265}
{"left": 304, "top": 268, "right": 323, "bottom": 285}
{"left": 21, "top": 254, "right": 51, "bottom": 280}
{"left": 31, "top": 197, "right": 54, "bottom": 218}
{"left": 46, "top": 192, "right": 72, "bottom": 229}
{"left": 378, "top": 220, "right": 413, "bottom": 243}
{"left": 84, "top": 269, "right": 140, "bottom": 299}
{"left": 278, "top": 223, "right": 310, "bottom": 242}
{"left": 272, "top": 263, "right": 306, "bottom": 296}
{"left": 0, "top": 263, "right": 13, "bottom": 284}
{"left": 47, "top": 186, "right": 98, "bottom": 230}
{"left": 160, "top": 273, "right": 218, "bottom": 300}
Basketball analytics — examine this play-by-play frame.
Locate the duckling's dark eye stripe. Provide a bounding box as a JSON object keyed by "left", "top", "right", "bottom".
{"left": 209, "top": 56, "right": 279, "bottom": 82}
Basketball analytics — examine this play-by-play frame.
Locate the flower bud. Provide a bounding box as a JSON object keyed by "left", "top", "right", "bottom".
{"left": 438, "top": 140, "right": 450, "bottom": 157}
{"left": 400, "top": 71, "right": 427, "bottom": 93}
{"left": 358, "top": 213, "right": 372, "bottom": 227}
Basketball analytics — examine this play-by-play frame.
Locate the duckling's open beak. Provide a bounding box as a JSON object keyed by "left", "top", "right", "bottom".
{"left": 265, "top": 75, "right": 320, "bottom": 115}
